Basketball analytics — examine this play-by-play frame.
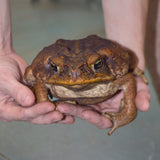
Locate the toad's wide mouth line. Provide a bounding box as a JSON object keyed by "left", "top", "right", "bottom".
{"left": 46, "top": 75, "right": 115, "bottom": 86}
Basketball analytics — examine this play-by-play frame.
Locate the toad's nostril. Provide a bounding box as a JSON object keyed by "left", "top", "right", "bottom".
{"left": 69, "top": 69, "right": 81, "bottom": 81}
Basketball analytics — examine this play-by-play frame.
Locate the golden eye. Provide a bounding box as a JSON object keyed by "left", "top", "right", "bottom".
{"left": 49, "top": 61, "right": 59, "bottom": 72}
{"left": 93, "top": 58, "right": 103, "bottom": 70}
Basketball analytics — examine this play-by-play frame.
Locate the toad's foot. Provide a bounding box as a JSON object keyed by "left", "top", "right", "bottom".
{"left": 133, "top": 67, "right": 148, "bottom": 84}
{"left": 103, "top": 74, "right": 137, "bottom": 136}
{"left": 103, "top": 106, "right": 137, "bottom": 136}
{"left": 103, "top": 99, "right": 126, "bottom": 135}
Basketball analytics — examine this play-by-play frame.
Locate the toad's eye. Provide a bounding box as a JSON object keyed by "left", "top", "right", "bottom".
{"left": 93, "top": 58, "right": 103, "bottom": 70}
{"left": 49, "top": 61, "right": 59, "bottom": 72}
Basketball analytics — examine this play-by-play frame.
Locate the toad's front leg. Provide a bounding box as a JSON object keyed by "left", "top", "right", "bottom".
{"left": 103, "top": 73, "right": 137, "bottom": 135}
{"left": 35, "top": 80, "right": 49, "bottom": 103}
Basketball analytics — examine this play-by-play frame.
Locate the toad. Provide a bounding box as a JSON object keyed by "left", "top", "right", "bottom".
{"left": 24, "top": 35, "right": 148, "bottom": 135}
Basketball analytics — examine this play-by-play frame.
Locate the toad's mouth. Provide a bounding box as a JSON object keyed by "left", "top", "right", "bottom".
{"left": 47, "top": 74, "right": 115, "bottom": 86}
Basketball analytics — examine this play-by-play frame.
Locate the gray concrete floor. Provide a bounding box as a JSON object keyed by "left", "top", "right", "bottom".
{"left": 0, "top": 0, "right": 160, "bottom": 160}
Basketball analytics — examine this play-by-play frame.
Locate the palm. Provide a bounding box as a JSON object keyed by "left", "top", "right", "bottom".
{"left": 0, "top": 54, "right": 26, "bottom": 102}
{"left": 92, "top": 91, "right": 123, "bottom": 113}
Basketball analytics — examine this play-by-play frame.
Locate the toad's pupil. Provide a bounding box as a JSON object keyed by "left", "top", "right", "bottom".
{"left": 94, "top": 59, "right": 102, "bottom": 70}
{"left": 50, "top": 62, "right": 58, "bottom": 72}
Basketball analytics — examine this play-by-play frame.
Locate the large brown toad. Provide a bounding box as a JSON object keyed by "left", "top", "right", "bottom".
{"left": 24, "top": 35, "right": 148, "bottom": 135}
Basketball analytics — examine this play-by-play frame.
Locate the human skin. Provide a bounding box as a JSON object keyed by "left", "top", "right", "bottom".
{"left": 57, "top": 0, "right": 151, "bottom": 129}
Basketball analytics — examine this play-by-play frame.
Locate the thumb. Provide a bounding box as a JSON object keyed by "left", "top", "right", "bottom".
{"left": 6, "top": 79, "right": 35, "bottom": 106}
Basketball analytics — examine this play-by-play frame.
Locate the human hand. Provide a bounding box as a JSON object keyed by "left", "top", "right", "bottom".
{"left": 57, "top": 76, "right": 150, "bottom": 130}
{"left": 0, "top": 52, "right": 74, "bottom": 124}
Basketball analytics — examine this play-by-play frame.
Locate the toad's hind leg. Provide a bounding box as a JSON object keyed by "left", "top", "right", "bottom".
{"left": 103, "top": 73, "right": 137, "bottom": 136}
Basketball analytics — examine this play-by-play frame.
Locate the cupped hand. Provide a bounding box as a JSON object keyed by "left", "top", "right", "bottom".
{"left": 0, "top": 52, "right": 74, "bottom": 124}
{"left": 57, "top": 77, "right": 150, "bottom": 129}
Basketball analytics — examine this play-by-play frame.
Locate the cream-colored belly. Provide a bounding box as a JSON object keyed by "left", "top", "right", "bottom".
{"left": 46, "top": 82, "right": 119, "bottom": 104}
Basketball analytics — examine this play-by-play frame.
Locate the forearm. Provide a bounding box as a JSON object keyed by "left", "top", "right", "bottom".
{"left": 102, "top": 0, "right": 149, "bottom": 71}
{"left": 0, "top": 0, "right": 13, "bottom": 55}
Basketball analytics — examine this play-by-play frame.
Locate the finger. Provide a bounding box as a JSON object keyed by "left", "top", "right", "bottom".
{"left": 92, "top": 103, "right": 120, "bottom": 113}
{"left": 135, "top": 78, "right": 151, "bottom": 111}
{"left": 6, "top": 79, "right": 35, "bottom": 106}
{"left": 82, "top": 110, "right": 112, "bottom": 129}
{"left": 30, "top": 111, "right": 64, "bottom": 124}
{"left": 136, "top": 90, "right": 151, "bottom": 112}
{"left": 0, "top": 102, "right": 55, "bottom": 121}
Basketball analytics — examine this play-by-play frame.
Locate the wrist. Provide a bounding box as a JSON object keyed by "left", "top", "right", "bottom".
{"left": 0, "top": 42, "right": 14, "bottom": 55}
{"left": 0, "top": 37, "right": 13, "bottom": 55}
{"left": 115, "top": 39, "right": 145, "bottom": 71}
{"left": 0, "top": 0, "right": 13, "bottom": 55}
{"left": 102, "top": 0, "right": 148, "bottom": 72}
